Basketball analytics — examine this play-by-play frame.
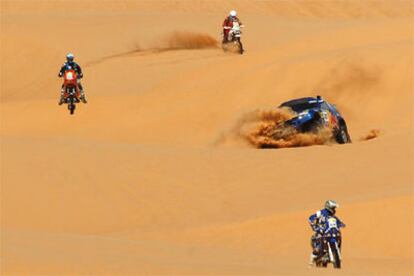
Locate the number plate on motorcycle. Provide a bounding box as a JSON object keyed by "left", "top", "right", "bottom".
{"left": 328, "top": 218, "right": 338, "bottom": 229}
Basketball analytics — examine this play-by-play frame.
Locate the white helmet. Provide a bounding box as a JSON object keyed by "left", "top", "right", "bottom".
{"left": 229, "top": 10, "right": 237, "bottom": 17}
{"left": 66, "top": 53, "right": 74, "bottom": 62}
{"left": 325, "top": 200, "right": 339, "bottom": 214}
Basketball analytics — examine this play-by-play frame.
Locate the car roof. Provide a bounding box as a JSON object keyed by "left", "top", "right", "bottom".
{"left": 279, "top": 97, "right": 321, "bottom": 108}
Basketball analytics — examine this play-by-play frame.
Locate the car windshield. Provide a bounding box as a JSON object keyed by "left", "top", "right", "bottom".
{"left": 282, "top": 101, "right": 320, "bottom": 113}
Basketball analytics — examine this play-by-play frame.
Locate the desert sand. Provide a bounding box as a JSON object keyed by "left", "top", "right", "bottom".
{"left": 1, "top": 0, "right": 413, "bottom": 275}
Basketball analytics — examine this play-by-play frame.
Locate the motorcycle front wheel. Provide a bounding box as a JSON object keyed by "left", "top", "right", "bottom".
{"left": 331, "top": 243, "right": 341, "bottom": 269}
{"left": 236, "top": 38, "right": 244, "bottom": 54}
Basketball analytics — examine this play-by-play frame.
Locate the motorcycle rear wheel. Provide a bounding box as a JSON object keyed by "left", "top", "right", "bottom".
{"left": 68, "top": 99, "right": 76, "bottom": 115}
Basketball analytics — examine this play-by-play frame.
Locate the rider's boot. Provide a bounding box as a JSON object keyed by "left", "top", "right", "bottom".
{"left": 308, "top": 253, "right": 317, "bottom": 267}
{"left": 222, "top": 33, "right": 228, "bottom": 43}
{"left": 227, "top": 32, "right": 232, "bottom": 42}
{"left": 78, "top": 82, "right": 87, "bottom": 103}
{"left": 58, "top": 89, "right": 65, "bottom": 105}
{"left": 80, "top": 90, "right": 87, "bottom": 104}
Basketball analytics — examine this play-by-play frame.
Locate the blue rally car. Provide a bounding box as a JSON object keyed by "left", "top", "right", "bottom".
{"left": 280, "top": 96, "right": 351, "bottom": 144}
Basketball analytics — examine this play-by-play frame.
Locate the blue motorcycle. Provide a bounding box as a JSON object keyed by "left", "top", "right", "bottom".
{"left": 315, "top": 216, "right": 345, "bottom": 268}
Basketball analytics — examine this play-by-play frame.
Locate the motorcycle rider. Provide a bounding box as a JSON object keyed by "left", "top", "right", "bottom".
{"left": 58, "top": 53, "right": 87, "bottom": 105}
{"left": 222, "top": 10, "right": 244, "bottom": 43}
{"left": 308, "top": 200, "right": 345, "bottom": 266}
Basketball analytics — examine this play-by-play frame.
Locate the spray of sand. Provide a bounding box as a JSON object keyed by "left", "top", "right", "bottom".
{"left": 216, "top": 108, "right": 334, "bottom": 148}
{"left": 360, "top": 129, "right": 381, "bottom": 141}
{"left": 86, "top": 32, "right": 218, "bottom": 66}
{"left": 154, "top": 31, "right": 219, "bottom": 51}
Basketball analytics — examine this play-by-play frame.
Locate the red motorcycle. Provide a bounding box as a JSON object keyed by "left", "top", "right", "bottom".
{"left": 222, "top": 22, "right": 244, "bottom": 54}
{"left": 62, "top": 69, "right": 80, "bottom": 115}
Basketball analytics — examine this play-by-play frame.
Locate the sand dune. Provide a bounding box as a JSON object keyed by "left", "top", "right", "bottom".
{"left": 1, "top": 0, "right": 413, "bottom": 274}
{"left": 2, "top": 0, "right": 413, "bottom": 18}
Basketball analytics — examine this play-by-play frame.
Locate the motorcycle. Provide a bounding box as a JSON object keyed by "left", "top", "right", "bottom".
{"left": 62, "top": 69, "right": 80, "bottom": 115}
{"left": 314, "top": 216, "right": 344, "bottom": 269}
{"left": 222, "top": 22, "right": 244, "bottom": 54}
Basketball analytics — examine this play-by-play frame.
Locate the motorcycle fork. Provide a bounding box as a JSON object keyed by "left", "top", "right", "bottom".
{"left": 335, "top": 242, "right": 342, "bottom": 260}
{"left": 328, "top": 242, "right": 334, "bottom": 262}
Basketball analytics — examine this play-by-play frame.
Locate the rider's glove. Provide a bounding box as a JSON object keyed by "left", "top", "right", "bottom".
{"left": 312, "top": 225, "right": 323, "bottom": 234}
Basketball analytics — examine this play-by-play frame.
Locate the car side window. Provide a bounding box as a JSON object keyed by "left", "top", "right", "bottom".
{"left": 320, "top": 102, "right": 329, "bottom": 110}
{"left": 319, "top": 102, "right": 331, "bottom": 123}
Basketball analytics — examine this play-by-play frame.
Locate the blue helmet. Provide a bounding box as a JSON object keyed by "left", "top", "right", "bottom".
{"left": 66, "top": 53, "right": 74, "bottom": 62}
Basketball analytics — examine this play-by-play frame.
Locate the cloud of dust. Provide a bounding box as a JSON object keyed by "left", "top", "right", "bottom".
{"left": 214, "top": 60, "right": 384, "bottom": 149}
{"left": 215, "top": 108, "right": 334, "bottom": 149}
{"left": 154, "top": 31, "right": 219, "bottom": 51}
{"left": 87, "top": 32, "right": 219, "bottom": 66}
{"left": 314, "top": 60, "right": 381, "bottom": 99}
{"left": 311, "top": 60, "right": 382, "bottom": 116}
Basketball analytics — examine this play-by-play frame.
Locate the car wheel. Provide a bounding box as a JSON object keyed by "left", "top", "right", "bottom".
{"left": 335, "top": 126, "right": 349, "bottom": 144}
